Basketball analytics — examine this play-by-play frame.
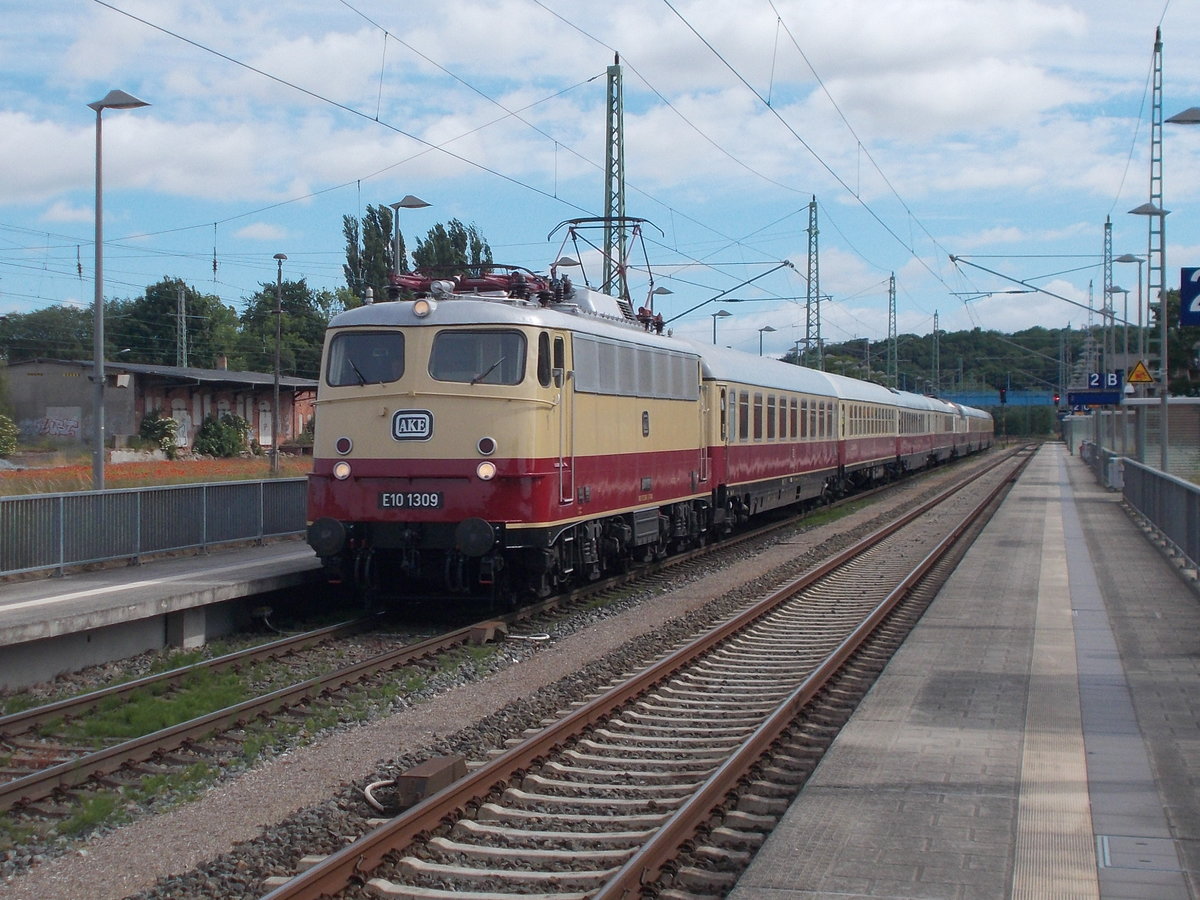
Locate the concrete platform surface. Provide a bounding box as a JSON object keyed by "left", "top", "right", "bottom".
{"left": 728, "top": 443, "right": 1200, "bottom": 899}
{"left": 0, "top": 539, "right": 322, "bottom": 648}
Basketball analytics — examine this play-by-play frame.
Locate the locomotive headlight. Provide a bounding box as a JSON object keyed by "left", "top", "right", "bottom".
{"left": 332, "top": 461, "right": 352, "bottom": 480}
{"left": 412, "top": 297, "right": 436, "bottom": 318}
{"left": 475, "top": 461, "right": 497, "bottom": 481}
{"left": 477, "top": 436, "right": 496, "bottom": 456}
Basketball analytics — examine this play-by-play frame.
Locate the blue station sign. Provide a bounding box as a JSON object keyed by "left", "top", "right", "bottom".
{"left": 1181, "top": 267, "right": 1200, "bottom": 326}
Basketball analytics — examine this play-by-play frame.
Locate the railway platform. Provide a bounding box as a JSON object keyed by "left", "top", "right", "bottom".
{"left": 0, "top": 540, "right": 323, "bottom": 688}
{"left": 728, "top": 442, "right": 1200, "bottom": 898}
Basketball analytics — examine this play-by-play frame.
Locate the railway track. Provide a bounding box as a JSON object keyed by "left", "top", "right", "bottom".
{"left": 259, "top": 446, "right": 1032, "bottom": 900}
{"left": 0, "top": 452, "right": 989, "bottom": 822}
{"left": 0, "top": 615, "right": 478, "bottom": 815}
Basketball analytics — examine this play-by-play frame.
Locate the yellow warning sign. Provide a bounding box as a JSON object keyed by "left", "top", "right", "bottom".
{"left": 1127, "top": 360, "right": 1156, "bottom": 384}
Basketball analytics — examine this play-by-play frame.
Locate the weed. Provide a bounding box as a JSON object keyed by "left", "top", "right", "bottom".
{"left": 61, "top": 792, "right": 121, "bottom": 836}
{"left": 63, "top": 670, "right": 249, "bottom": 741}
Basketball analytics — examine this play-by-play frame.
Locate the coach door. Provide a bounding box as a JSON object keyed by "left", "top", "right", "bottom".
{"left": 552, "top": 335, "right": 574, "bottom": 504}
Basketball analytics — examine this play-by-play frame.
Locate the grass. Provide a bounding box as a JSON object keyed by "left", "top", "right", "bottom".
{"left": 62, "top": 670, "right": 250, "bottom": 741}
{"left": 0, "top": 454, "right": 312, "bottom": 497}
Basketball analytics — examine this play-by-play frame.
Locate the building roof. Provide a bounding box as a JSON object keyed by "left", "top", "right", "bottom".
{"left": 8, "top": 358, "right": 317, "bottom": 390}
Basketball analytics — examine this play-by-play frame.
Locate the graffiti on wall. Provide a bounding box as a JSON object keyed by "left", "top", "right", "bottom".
{"left": 22, "top": 406, "right": 83, "bottom": 439}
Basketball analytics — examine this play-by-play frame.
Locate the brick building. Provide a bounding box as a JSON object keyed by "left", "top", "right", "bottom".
{"left": 4, "top": 358, "right": 317, "bottom": 452}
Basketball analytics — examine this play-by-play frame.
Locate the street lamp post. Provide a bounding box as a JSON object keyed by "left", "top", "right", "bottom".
{"left": 1107, "top": 286, "right": 1130, "bottom": 366}
{"left": 758, "top": 325, "right": 777, "bottom": 356}
{"left": 388, "top": 194, "right": 430, "bottom": 282}
{"left": 88, "top": 89, "right": 149, "bottom": 491}
{"left": 711, "top": 309, "right": 732, "bottom": 344}
{"left": 1114, "top": 254, "right": 1145, "bottom": 361}
{"left": 271, "top": 253, "right": 287, "bottom": 476}
{"left": 1129, "top": 202, "right": 1170, "bottom": 471}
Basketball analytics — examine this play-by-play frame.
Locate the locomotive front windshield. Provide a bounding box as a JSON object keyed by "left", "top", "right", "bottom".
{"left": 430, "top": 330, "right": 526, "bottom": 385}
{"left": 326, "top": 331, "right": 405, "bottom": 386}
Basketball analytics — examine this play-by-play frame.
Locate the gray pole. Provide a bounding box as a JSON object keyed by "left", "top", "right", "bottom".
{"left": 87, "top": 89, "right": 149, "bottom": 490}
{"left": 92, "top": 105, "right": 105, "bottom": 491}
{"left": 272, "top": 253, "right": 286, "bottom": 475}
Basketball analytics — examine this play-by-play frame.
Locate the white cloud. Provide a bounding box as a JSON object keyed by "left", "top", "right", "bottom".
{"left": 233, "top": 222, "right": 288, "bottom": 241}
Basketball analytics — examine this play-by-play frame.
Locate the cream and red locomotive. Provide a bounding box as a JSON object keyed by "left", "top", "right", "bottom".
{"left": 305, "top": 267, "right": 992, "bottom": 603}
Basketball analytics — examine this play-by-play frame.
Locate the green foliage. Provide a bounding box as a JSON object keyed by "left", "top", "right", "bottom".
{"left": 0, "top": 412, "right": 17, "bottom": 458}
{"left": 139, "top": 411, "right": 179, "bottom": 460}
{"left": 237, "top": 278, "right": 330, "bottom": 378}
{"left": 343, "top": 204, "right": 402, "bottom": 302}
{"left": 64, "top": 669, "right": 247, "bottom": 740}
{"left": 61, "top": 792, "right": 120, "bottom": 836}
{"left": 411, "top": 219, "right": 493, "bottom": 273}
{"left": 193, "top": 413, "right": 250, "bottom": 457}
{"left": 991, "top": 405, "right": 1059, "bottom": 437}
{"left": 108, "top": 277, "right": 240, "bottom": 369}
{"left": 0, "top": 304, "right": 93, "bottom": 363}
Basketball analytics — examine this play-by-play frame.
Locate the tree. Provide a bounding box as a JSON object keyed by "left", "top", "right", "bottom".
{"left": 237, "top": 278, "right": 329, "bottom": 378}
{"left": 411, "top": 219, "right": 493, "bottom": 273}
{"left": 0, "top": 305, "right": 93, "bottom": 362}
{"left": 107, "top": 277, "right": 240, "bottom": 368}
{"left": 342, "top": 204, "right": 401, "bottom": 302}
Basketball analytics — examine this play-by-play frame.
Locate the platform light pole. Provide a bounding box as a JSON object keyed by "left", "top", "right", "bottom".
{"left": 1114, "top": 254, "right": 1145, "bottom": 360}
{"left": 711, "top": 309, "right": 732, "bottom": 344}
{"left": 758, "top": 325, "right": 776, "bottom": 356}
{"left": 271, "top": 253, "right": 287, "bottom": 475}
{"left": 89, "top": 89, "right": 149, "bottom": 491}
{"left": 389, "top": 195, "right": 430, "bottom": 279}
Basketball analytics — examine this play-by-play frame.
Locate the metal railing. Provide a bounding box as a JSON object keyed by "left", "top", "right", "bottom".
{"left": 0, "top": 478, "right": 308, "bottom": 578}
{"left": 1122, "top": 458, "right": 1200, "bottom": 575}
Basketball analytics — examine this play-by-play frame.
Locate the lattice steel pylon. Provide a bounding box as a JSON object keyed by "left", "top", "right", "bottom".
{"left": 931, "top": 311, "right": 940, "bottom": 394}
{"left": 887, "top": 272, "right": 897, "bottom": 387}
{"left": 1103, "top": 216, "right": 1113, "bottom": 373}
{"left": 805, "top": 197, "right": 822, "bottom": 370}
{"left": 601, "top": 54, "right": 627, "bottom": 300}
{"left": 1147, "top": 27, "right": 1166, "bottom": 379}
{"left": 176, "top": 283, "right": 187, "bottom": 368}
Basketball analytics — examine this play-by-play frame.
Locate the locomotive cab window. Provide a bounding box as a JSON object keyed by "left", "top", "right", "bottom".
{"left": 326, "top": 331, "right": 405, "bottom": 386}
{"left": 430, "top": 330, "right": 526, "bottom": 385}
{"left": 537, "top": 332, "right": 551, "bottom": 387}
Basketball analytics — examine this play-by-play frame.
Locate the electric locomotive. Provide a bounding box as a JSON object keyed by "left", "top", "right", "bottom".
{"left": 306, "top": 271, "right": 717, "bottom": 603}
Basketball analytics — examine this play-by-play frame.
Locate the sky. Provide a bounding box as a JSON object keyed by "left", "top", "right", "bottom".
{"left": 2, "top": 0, "right": 1199, "bottom": 361}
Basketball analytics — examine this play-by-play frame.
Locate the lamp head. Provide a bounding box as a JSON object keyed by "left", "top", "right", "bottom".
{"left": 89, "top": 90, "right": 150, "bottom": 112}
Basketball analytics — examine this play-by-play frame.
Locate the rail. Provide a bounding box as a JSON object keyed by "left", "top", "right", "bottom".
{"left": 0, "top": 478, "right": 307, "bottom": 578}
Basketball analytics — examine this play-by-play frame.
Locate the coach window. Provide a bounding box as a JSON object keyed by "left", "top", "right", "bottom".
{"left": 753, "top": 393, "right": 764, "bottom": 440}
{"left": 326, "top": 331, "right": 405, "bottom": 386}
{"left": 766, "top": 395, "right": 776, "bottom": 439}
{"left": 430, "top": 330, "right": 526, "bottom": 385}
{"left": 720, "top": 388, "right": 728, "bottom": 441}
{"left": 738, "top": 391, "right": 750, "bottom": 441}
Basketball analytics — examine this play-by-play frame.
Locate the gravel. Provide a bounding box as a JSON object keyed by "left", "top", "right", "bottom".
{"left": 0, "top": 459, "right": 991, "bottom": 900}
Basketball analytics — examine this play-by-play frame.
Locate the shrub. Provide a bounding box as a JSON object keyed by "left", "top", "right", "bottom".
{"left": 138, "top": 411, "right": 179, "bottom": 460}
{"left": 0, "top": 414, "right": 17, "bottom": 458}
{"left": 193, "top": 413, "right": 251, "bottom": 458}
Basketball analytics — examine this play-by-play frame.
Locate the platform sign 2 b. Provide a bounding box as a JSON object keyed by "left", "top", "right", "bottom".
{"left": 1181, "top": 267, "right": 1200, "bottom": 326}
